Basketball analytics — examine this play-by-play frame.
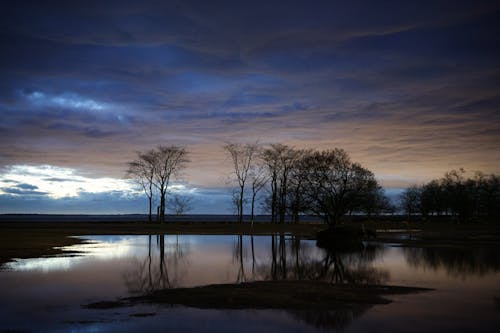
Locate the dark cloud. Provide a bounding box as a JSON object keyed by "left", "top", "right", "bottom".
{"left": 44, "top": 177, "right": 83, "bottom": 182}
{"left": 15, "top": 183, "right": 38, "bottom": 190}
{"left": 1, "top": 183, "right": 47, "bottom": 196}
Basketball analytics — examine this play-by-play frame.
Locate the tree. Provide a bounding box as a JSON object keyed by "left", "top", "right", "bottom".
{"left": 224, "top": 143, "right": 259, "bottom": 224}
{"left": 167, "top": 193, "right": 193, "bottom": 215}
{"left": 248, "top": 163, "right": 268, "bottom": 227}
{"left": 405, "top": 170, "right": 500, "bottom": 223}
{"left": 261, "top": 144, "right": 301, "bottom": 224}
{"left": 152, "top": 146, "right": 189, "bottom": 223}
{"left": 420, "top": 180, "right": 444, "bottom": 218}
{"left": 400, "top": 185, "right": 421, "bottom": 222}
{"left": 261, "top": 146, "right": 280, "bottom": 224}
{"left": 356, "top": 185, "right": 391, "bottom": 217}
{"left": 127, "top": 150, "right": 156, "bottom": 223}
{"left": 301, "top": 148, "right": 379, "bottom": 229}
{"left": 287, "top": 149, "right": 311, "bottom": 223}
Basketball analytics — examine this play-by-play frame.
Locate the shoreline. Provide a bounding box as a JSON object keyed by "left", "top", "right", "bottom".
{"left": 0, "top": 221, "right": 324, "bottom": 267}
{"left": 1, "top": 220, "right": 499, "bottom": 268}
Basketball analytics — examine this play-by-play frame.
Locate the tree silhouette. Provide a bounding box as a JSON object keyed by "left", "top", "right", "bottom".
{"left": 402, "top": 169, "right": 500, "bottom": 222}
{"left": 224, "top": 142, "right": 260, "bottom": 224}
{"left": 127, "top": 150, "right": 156, "bottom": 223}
{"left": 152, "top": 146, "right": 189, "bottom": 223}
{"left": 301, "top": 149, "right": 380, "bottom": 228}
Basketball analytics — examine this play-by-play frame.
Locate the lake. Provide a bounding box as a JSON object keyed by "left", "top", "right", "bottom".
{"left": 0, "top": 234, "right": 499, "bottom": 332}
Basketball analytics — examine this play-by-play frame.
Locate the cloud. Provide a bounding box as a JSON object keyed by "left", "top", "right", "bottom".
{"left": 0, "top": 165, "right": 136, "bottom": 198}
{"left": 44, "top": 177, "right": 84, "bottom": 182}
{"left": 15, "top": 183, "right": 39, "bottom": 190}
{"left": 0, "top": 176, "right": 233, "bottom": 215}
{"left": 21, "top": 90, "right": 107, "bottom": 111}
{"left": 0, "top": 182, "right": 48, "bottom": 196}
{"left": 0, "top": 1, "right": 500, "bottom": 213}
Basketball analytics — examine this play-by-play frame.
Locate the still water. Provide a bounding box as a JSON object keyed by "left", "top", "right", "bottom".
{"left": 0, "top": 234, "right": 499, "bottom": 332}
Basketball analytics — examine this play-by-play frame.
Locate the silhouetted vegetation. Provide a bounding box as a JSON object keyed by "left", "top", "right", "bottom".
{"left": 167, "top": 194, "right": 193, "bottom": 216}
{"left": 224, "top": 143, "right": 260, "bottom": 224}
{"left": 127, "top": 145, "right": 189, "bottom": 223}
{"left": 225, "top": 143, "right": 390, "bottom": 228}
{"left": 127, "top": 150, "right": 156, "bottom": 223}
{"left": 401, "top": 169, "right": 500, "bottom": 223}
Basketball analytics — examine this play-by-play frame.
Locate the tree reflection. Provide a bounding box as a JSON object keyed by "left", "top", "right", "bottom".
{"left": 124, "top": 234, "right": 188, "bottom": 293}
{"left": 404, "top": 246, "right": 500, "bottom": 278}
{"left": 230, "top": 233, "right": 390, "bottom": 289}
{"left": 234, "top": 234, "right": 246, "bottom": 283}
{"left": 124, "top": 233, "right": 390, "bottom": 332}
{"left": 251, "top": 234, "right": 388, "bottom": 285}
{"left": 233, "top": 233, "right": 389, "bottom": 331}
{"left": 290, "top": 307, "right": 369, "bottom": 332}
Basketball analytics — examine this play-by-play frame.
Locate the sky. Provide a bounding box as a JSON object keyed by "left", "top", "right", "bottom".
{"left": 1, "top": 0, "right": 500, "bottom": 214}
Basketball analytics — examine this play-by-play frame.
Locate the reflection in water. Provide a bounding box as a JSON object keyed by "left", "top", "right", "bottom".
{"left": 230, "top": 234, "right": 390, "bottom": 331}
{"left": 124, "top": 235, "right": 189, "bottom": 293}
{"left": 122, "top": 234, "right": 390, "bottom": 293}
{"left": 290, "top": 308, "right": 368, "bottom": 332}
{"left": 253, "top": 234, "right": 388, "bottom": 285}
{"left": 121, "top": 234, "right": 389, "bottom": 331}
{"left": 1, "top": 234, "right": 500, "bottom": 333}
{"left": 404, "top": 246, "right": 500, "bottom": 278}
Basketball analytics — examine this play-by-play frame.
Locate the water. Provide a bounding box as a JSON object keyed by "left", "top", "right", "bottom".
{"left": 0, "top": 234, "right": 499, "bottom": 332}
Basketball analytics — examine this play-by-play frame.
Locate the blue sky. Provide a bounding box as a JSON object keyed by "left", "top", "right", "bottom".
{"left": 1, "top": 0, "right": 500, "bottom": 213}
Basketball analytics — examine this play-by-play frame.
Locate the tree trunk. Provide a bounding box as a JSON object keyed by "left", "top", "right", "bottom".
{"left": 279, "top": 176, "right": 287, "bottom": 224}
{"left": 148, "top": 196, "right": 152, "bottom": 223}
{"left": 160, "top": 190, "right": 166, "bottom": 223}
{"left": 251, "top": 192, "right": 256, "bottom": 228}
{"left": 239, "top": 185, "right": 244, "bottom": 224}
{"left": 271, "top": 179, "right": 277, "bottom": 224}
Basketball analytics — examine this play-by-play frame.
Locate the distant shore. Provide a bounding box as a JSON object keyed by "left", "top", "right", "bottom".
{"left": 0, "top": 213, "right": 322, "bottom": 224}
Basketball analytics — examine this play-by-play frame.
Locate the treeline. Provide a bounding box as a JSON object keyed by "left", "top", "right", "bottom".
{"left": 400, "top": 169, "right": 500, "bottom": 223}
{"left": 127, "top": 143, "right": 393, "bottom": 227}
{"left": 224, "top": 143, "right": 393, "bottom": 228}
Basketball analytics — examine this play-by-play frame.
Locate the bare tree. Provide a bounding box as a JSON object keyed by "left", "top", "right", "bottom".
{"left": 261, "top": 147, "right": 280, "bottom": 224}
{"left": 224, "top": 142, "right": 259, "bottom": 224}
{"left": 152, "top": 146, "right": 189, "bottom": 223}
{"left": 248, "top": 163, "right": 268, "bottom": 227}
{"left": 127, "top": 150, "right": 156, "bottom": 223}
{"left": 287, "top": 149, "right": 311, "bottom": 223}
{"left": 261, "top": 144, "right": 301, "bottom": 224}
{"left": 167, "top": 193, "right": 193, "bottom": 215}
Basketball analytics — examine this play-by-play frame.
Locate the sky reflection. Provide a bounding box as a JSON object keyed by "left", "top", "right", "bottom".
{"left": 1, "top": 235, "right": 499, "bottom": 332}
